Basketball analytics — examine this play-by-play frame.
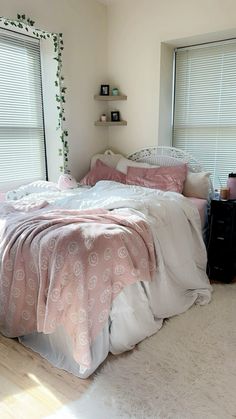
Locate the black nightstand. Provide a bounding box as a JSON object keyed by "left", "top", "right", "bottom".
{"left": 207, "top": 199, "right": 236, "bottom": 282}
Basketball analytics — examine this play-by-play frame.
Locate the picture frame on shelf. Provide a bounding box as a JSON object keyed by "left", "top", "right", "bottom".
{"left": 111, "top": 111, "right": 120, "bottom": 122}
{"left": 100, "top": 84, "right": 110, "bottom": 96}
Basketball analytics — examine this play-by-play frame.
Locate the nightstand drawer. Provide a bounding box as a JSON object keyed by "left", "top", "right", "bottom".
{"left": 212, "top": 218, "right": 232, "bottom": 233}
{"left": 211, "top": 200, "right": 235, "bottom": 218}
{"left": 210, "top": 232, "right": 232, "bottom": 246}
{"left": 208, "top": 263, "right": 234, "bottom": 283}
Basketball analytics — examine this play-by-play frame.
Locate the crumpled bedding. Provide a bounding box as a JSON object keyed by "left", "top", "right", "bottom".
{"left": 0, "top": 204, "right": 156, "bottom": 369}
{"left": 1, "top": 180, "right": 212, "bottom": 375}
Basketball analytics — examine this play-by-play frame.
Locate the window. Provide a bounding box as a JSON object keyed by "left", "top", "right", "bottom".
{"left": 0, "top": 29, "right": 47, "bottom": 191}
{"left": 173, "top": 40, "right": 236, "bottom": 188}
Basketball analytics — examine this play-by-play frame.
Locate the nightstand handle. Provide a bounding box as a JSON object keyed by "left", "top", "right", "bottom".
{"left": 213, "top": 266, "right": 224, "bottom": 271}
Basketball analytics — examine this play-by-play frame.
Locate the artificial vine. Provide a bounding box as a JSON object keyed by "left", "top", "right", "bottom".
{"left": 0, "top": 13, "right": 69, "bottom": 173}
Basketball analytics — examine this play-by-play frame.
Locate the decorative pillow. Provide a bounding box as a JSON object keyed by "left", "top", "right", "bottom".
{"left": 126, "top": 164, "right": 187, "bottom": 193}
{"left": 90, "top": 152, "right": 123, "bottom": 169}
{"left": 80, "top": 159, "right": 126, "bottom": 186}
{"left": 183, "top": 171, "right": 211, "bottom": 199}
{"left": 58, "top": 174, "right": 77, "bottom": 190}
{"left": 116, "top": 157, "right": 159, "bottom": 174}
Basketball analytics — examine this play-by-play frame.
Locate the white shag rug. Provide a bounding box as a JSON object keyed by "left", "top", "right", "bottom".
{"left": 47, "top": 284, "right": 236, "bottom": 419}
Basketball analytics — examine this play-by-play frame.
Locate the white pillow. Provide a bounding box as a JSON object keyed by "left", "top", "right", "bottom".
{"left": 90, "top": 152, "right": 123, "bottom": 169}
{"left": 116, "top": 157, "right": 159, "bottom": 174}
{"left": 183, "top": 171, "right": 211, "bottom": 199}
{"left": 6, "top": 180, "right": 59, "bottom": 200}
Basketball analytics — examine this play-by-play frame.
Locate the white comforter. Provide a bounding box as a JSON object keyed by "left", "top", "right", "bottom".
{"left": 41, "top": 179, "right": 211, "bottom": 310}
{"left": 10, "top": 180, "right": 212, "bottom": 377}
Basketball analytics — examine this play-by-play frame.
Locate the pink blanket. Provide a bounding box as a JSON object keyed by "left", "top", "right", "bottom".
{"left": 0, "top": 205, "right": 156, "bottom": 368}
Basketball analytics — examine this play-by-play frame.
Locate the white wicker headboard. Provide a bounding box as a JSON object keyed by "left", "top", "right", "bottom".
{"left": 127, "top": 146, "right": 204, "bottom": 173}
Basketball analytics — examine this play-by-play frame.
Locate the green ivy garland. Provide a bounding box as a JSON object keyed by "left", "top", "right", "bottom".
{"left": 0, "top": 13, "right": 69, "bottom": 173}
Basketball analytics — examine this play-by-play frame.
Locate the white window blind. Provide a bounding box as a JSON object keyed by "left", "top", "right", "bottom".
{"left": 173, "top": 40, "right": 236, "bottom": 188}
{"left": 0, "top": 29, "right": 47, "bottom": 191}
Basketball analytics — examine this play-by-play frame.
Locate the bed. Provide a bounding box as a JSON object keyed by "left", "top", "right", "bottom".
{"left": 0, "top": 146, "right": 212, "bottom": 378}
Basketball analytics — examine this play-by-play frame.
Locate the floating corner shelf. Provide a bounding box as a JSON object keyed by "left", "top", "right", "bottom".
{"left": 94, "top": 120, "right": 127, "bottom": 126}
{"left": 94, "top": 90, "right": 127, "bottom": 126}
{"left": 94, "top": 94, "right": 127, "bottom": 101}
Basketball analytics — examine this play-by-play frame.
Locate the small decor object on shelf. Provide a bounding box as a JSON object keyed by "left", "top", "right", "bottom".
{"left": 111, "top": 111, "right": 120, "bottom": 122}
{"left": 100, "top": 84, "right": 110, "bottom": 96}
{"left": 100, "top": 113, "right": 107, "bottom": 122}
{"left": 112, "top": 87, "right": 119, "bottom": 96}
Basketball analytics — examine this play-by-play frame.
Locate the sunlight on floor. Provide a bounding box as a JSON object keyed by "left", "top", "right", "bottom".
{"left": 0, "top": 335, "right": 92, "bottom": 419}
{"left": 0, "top": 372, "right": 63, "bottom": 419}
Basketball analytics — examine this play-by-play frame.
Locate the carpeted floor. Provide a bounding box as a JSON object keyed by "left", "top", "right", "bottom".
{"left": 48, "top": 283, "right": 236, "bottom": 419}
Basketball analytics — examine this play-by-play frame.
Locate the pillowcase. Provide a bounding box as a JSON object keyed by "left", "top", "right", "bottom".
{"left": 90, "top": 152, "right": 123, "bottom": 169}
{"left": 80, "top": 159, "right": 126, "bottom": 186}
{"left": 116, "top": 156, "right": 159, "bottom": 174}
{"left": 183, "top": 171, "right": 211, "bottom": 199}
{"left": 126, "top": 164, "right": 187, "bottom": 193}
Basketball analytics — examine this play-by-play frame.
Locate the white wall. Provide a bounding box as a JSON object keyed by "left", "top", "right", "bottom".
{"left": 106, "top": 0, "right": 236, "bottom": 155}
{"left": 0, "top": 0, "right": 108, "bottom": 180}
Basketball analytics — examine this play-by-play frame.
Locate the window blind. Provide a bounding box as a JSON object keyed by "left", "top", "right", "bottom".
{"left": 173, "top": 40, "right": 236, "bottom": 188}
{"left": 0, "top": 29, "right": 46, "bottom": 191}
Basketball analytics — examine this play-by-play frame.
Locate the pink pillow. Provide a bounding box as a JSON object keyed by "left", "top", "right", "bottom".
{"left": 126, "top": 164, "right": 187, "bottom": 193}
{"left": 80, "top": 159, "right": 126, "bottom": 186}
